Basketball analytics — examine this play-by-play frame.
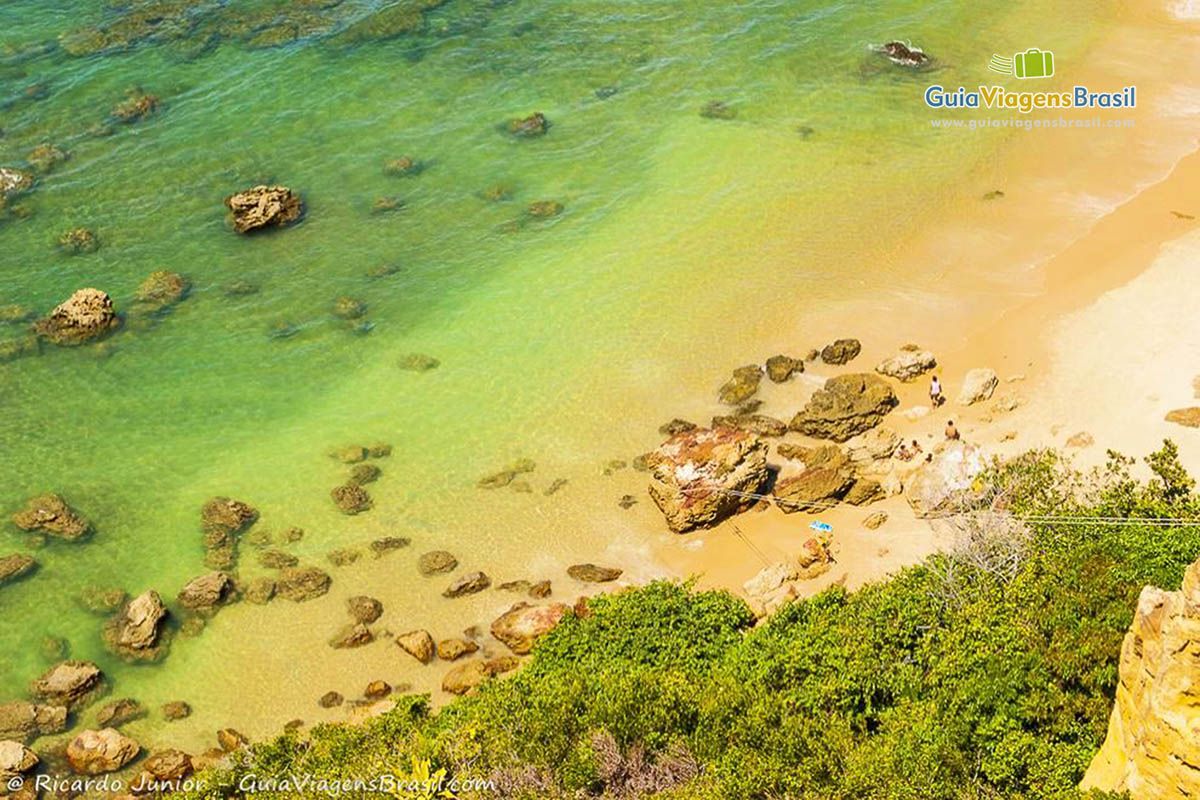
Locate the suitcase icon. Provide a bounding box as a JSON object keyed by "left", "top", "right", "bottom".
{"left": 1013, "top": 48, "right": 1054, "bottom": 79}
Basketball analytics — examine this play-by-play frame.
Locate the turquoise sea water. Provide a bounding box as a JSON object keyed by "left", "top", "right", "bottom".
{"left": 0, "top": 0, "right": 1115, "bottom": 748}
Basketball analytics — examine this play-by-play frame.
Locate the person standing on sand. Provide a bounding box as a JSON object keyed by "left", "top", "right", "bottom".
{"left": 945, "top": 420, "right": 960, "bottom": 440}
{"left": 930, "top": 375, "right": 943, "bottom": 407}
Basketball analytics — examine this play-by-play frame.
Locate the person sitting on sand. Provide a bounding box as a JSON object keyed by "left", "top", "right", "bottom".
{"left": 911, "top": 439, "right": 923, "bottom": 454}
{"left": 945, "top": 420, "right": 960, "bottom": 440}
{"left": 930, "top": 375, "right": 943, "bottom": 407}
{"left": 895, "top": 443, "right": 913, "bottom": 461}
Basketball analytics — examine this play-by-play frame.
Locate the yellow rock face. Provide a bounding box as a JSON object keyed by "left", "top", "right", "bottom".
{"left": 1082, "top": 558, "right": 1200, "bottom": 798}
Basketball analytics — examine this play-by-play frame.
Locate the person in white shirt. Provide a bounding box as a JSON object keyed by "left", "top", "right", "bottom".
{"left": 930, "top": 375, "right": 943, "bottom": 406}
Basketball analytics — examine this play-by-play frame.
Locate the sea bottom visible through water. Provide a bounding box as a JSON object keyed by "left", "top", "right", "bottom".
{"left": 0, "top": 0, "right": 1177, "bottom": 754}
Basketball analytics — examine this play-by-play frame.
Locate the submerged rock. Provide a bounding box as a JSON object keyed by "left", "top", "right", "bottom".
{"left": 790, "top": 373, "right": 898, "bottom": 442}
{"left": 177, "top": 571, "right": 236, "bottom": 612}
{"left": 332, "top": 296, "right": 366, "bottom": 319}
{"left": 33, "top": 289, "right": 121, "bottom": 347}
{"left": 12, "top": 494, "right": 91, "bottom": 540}
{"left": 137, "top": 748, "right": 193, "bottom": 784}
{"left": 878, "top": 40, "right": 930, "bottom": 67}
{"left": 0, "top": 702, "right": 67, "bottom": 744}
{"left": 66, "top": 728, "right": 139, "bottom": 775}
{"left": 102, "top": 590, "right": 168, "bottom": 661}
{"left": 95, "top": 698, "right": 145, "bottom": 728}
{"left": 646, "top": 427, "right": 770, "bottom": 533}
{"left": 658, "top": 418, "right": 698, "bottom": 436}
{"left": 527, "top": 200, "right": 562, "bottom": 218}
{"left": 329, "top": 623, "right": 373, "bottom": 649}
{"left": 442, "top": 660, "right": 492, "bottom": 695}
{"left": 110, "top": 89, "right": 159, "bottom": 123}
{"left": 162, "top": 701, "right": 191, "bottom": 721}
{"left": 224, "top": 185, "right": 303, "bottom": 234}
{"left": 369, "top": 536, "right": 409, "bottom": 557}
{"left": 347, "top": 596, "right": 383, "bottom": 624}
{"left": 383, "top": 156, "right": 418, "bottom": 176}
{"left": 200, "top": 497, "right": 257, "bottom": 570}
{"left": 28, "top": 143, "right": 68, "bottom": 173}
{"left": 57, "top": 228, "right": 100, "bottom": 255}
{"left": 507, "top": 112, "right": 548, "bottom": 137}
{"left": 0, "top": 554, "right": 36, "bottom": 587}
{"left": 133, "top": 271, "right": 191, "bottom": 312}
{"left": 331, "top": 484, "right": 372, "bottom": 514}
{"left": 399, "top": 352, "right": 440, "bottom": 372}
{"left": 0, "top": 167, "right": 33, "bottom": 197}
{"left": 30, "top": 660, "right": 102, "bottom": 709}
{"left": 700, "top": 100, "right": 736, "bottom": 120}
{"left": 443, "top": 571, "right": 490, "bottom": 598}
{"left": 276, "top": 566, "right": 331, "bottom": 602}
{"left": 417, "top": 550, "right": 458, "bottom": 576}
{"left": 490, "top": 602, "right": 569, "bottom": 655}
{"left": 348, "top": 463, "right": 381, "bottom": 485}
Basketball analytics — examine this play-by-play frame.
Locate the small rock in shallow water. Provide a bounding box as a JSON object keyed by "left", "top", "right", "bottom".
{"left": 243, "top": 577, "right": 275, "bottom": 604}
{"left": 318, "top": 691, "right": 343, "bottom": 708}
{"left": 765, "top": 355, "right": 802, "bottom": 383}
{"left": 507, "top": 112, "right": 548, "bottom": 137}
{"left": 331, "top": 445, "right": 368, "bottom": 464}
{"left": 57, "top": 228, "right": 99, "bottom": 254}
{"left": 364, "top": 681, "right": 391, "bottom": 700}
{"left": 397, "top": 630, "right": 434, "bottom": 664}
{"left": 527, "top": 200, "right": 562, "bottom": 218}
{"left": 443, "top": 571, "right": 490, "bottom": 598}
{"left": 330, "top": 485, "right": 372, "bottom": 515}
{"left": 700, "top": 100, "right": 736, "bottom": 120}
{"left": 1165, "top": 408, "right": 1200, "bottom": 428}
{"left": 369, "top": 536, "right": 409, "bottom": 557}
{"left": 110, "top": 88, "right": 159, "bottom": 123}
{"left": 222, "top": 280, "right": 259, "bottom": 296}
{"left": 329, "top": 623, "right": 373, "bottom": 649}
{"left": 33, "top": 289, "right": 121, "bottom": 347}
{"left": 327, "top": 548, "right": 361, "bottom": 567}
{"left": 12, "top": 493, "right": 91, "bottom": 540}
{"left": 162, "top": 701, "right": 191, "bottom": 721}
{"left": 332, "top": 296, "right": 366, "bottom": 319}
{"left": 543, "top": 478, "right": 568, "bottom": 496}
{"left": 383, "top": 156, "right": 418, "bottom": 176}
{"left": 348, "top": 463, "right": 381, "bottom": 485}
{"left": 658, "top": 418, "right": 697, "bottom": 436}
{"left": 418, "top": 550, "right": 458, "bottom": 576}
{"left": 399, "top": 353, "right": 440, "bottom": 372}
{"left": 66, "top": 728, "right": 139, "bottom": 774}
{"left": 618, "top": 495, "right": 637, "bottom": 509}
{"left": 347, "top": 596, "right": 383, "bottom": 624}
{"left": 224, "top": 185, "right": 303, "bottom": 234}
{"left": 0, "top": 553, "right": 36, "bottom": 587}
{"left": 28, "top": 143, "right": 68, "bottom": 173}
{"left": 370, "top": 195, "right": 404, "bottom": 214}
{"left": 437, "top": 638, "right": 479, "bottom": 661}
{"left": 96, "top": 698, "right": 144, "bottom": 728}
{"left": 276, "top": 566, "right": 331, "bottom": 602}
{"left": 567, "top": 564, "right": 623, "bottom": 583}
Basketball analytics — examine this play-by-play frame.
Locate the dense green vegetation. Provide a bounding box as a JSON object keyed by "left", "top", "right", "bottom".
{"left": 180, "top": 443, "right": 1200, "bottom": 799}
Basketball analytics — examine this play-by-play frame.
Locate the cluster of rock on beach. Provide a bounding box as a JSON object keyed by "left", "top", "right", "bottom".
{"left": 1, "top": 433, "right": 632, "bottom": 788}
{"left": 633, "top": 337, "right": 1012, "bottom": 613}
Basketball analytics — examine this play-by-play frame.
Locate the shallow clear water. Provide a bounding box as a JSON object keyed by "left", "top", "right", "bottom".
{"left": 0, "top": 0, "right": 1115, "bottom": 744}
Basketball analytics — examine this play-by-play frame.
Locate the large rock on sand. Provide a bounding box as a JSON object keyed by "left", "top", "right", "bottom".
{"left": 774, "top": 464, "right": 856, "bottom": 513}
{"left": 224, "top": 185, "right": 303, "bottom": 234}
{"left": 102, "top": 590, "right": 168, "bottom": 660}
{"left": 490, "top": 602, "right": 570, "bottom": 655}
{"left": 957, "top": 368, "right": 998, "bottom": 405}
{"left": 790, "top": 373, "right": 897, "bottom": 442}
{"left": 12, "top": 494, "right": 91, "bottom": 540}
{"left": 875, "top": 349, "right": 936, "bottom": 381}
{"left": 1083, "top": 556, "right": 1200, "bottom": 799}
{"left": 646, "top": 427, "right": 770, "bottom": 533}
{"left": 904, "top": 440, "right": 988, "bottom": 515}
{"left": 66, "top": 728, "right": 139, "bottom": 774}
{"left": 33, "top": 289, "right": 121, "bottom": 346}
{"left": 30, "top": 661, "right": 102, "bottom": 709}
